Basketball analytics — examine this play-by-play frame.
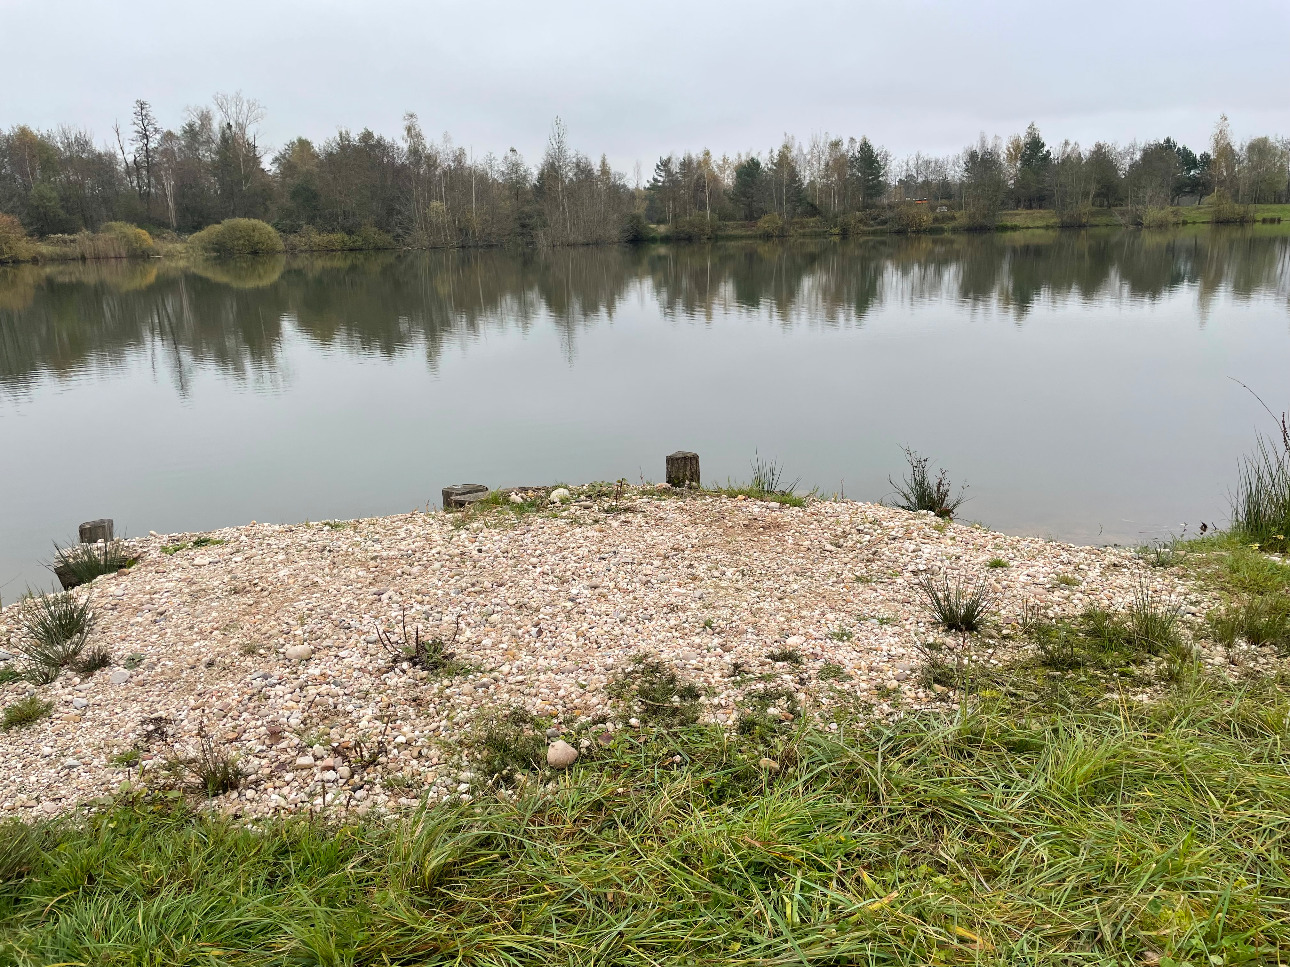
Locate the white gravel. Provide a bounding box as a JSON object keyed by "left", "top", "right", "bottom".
{"left": 0, "top": 488, "right": 1209, "bottom": 818}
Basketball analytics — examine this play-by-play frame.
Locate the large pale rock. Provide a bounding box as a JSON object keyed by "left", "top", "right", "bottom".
{"left": 546, "top": 740, "right": 578, "bottom": 769}
{"left": 285, "top": 644, "right": 313, "bottom": 661}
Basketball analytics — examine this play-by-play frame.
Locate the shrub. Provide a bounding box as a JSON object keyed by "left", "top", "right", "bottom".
{"left": 755, "top": 213, "right": 786, "bottom": 238}
{"left": 0, "top": 213, "right": 33, "bottom": 262}
{"left": 888, "top": 203, "right": 933, "bottom": 234}
{"left": 620, "top": 211, "right": 655, "bottom": 244}
{"left": 99, "top": 222, "right": 155, "bottom": 257}
{"left": 1057, "top": 206, "right": 1093, "bottom": 228}
{"left": 670, "top": 214, "right": 717, "bottom": 242}
{"left": 190, "top": 218, "right": 284, "bottom": 256}
{"left": 1139, "top": 207, "right": 1179, "bottom": 229}
{"left": 352, "top": 225, "right": 396, "bottom": 250}
{"left": 2, "top": 695, "right": 53, "bottom": 731}
{"left": 1208, "top": 189, "right": 1252, "bottom": 225}
{"left": 16, "top": 592, "right": 95, "bottom": 683}
{"left": 890, "top": 448, "right": 967, "bottom": 518}
{"left": 916, "top": 575, "right": 995, "bottom": 634}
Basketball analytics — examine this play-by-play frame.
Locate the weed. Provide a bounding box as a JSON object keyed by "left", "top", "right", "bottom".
{"left": 162, "top": 536, "right": 227, "bottom": 555}
{"left": 69, "top": 644, "right": 112, "bottom": 676}
{"left": 14, "top": 592, "right": 95, "bottom": 683}
{"left": 766, "top": 648, "right": 803, "bottom": 665}
{"left": 1030, "top": 623, "right": 1084, "bottom": 670}
{"left": 1143, "top": 540, "right": 1187, "bottom": 568}
{"left": 913, "top": 637, "right": 971, "bottom": 687}
{"left": 472, "top": 707, "right": 547, "bottom": 784}
{"left": 1232, "top": 436, "right": 1290, "bottom": 554}
{"left": 186, "top": 735, "right": 243, "bottom": 796}
{"left": 826, "top": 626, "right": 853, "bottom": 641}
{"left": 817, "top": 662, "right": 849, "bottom": 681}
{"left": 1127, "top": 582, "right": 1182, "bottom": 655}
{"left": 1209, "top": 594, "right": 1290, "bottom": 652}
{"left": 124, "top": 653, "right": 144, "bottom": 670}
{"left": 702, "top": 618, "right": 714, "bottom": 630}
{"left": 987, "top": 557, "right": 1010, "bottom": 568}
{"left": 0, "top": 667, "right": 19, "bottom": 686}
{"left": 890, "top": 448, "right": 967, "bottom": 518}
{"left": 736, "top": 685, "right": 800, "bottom": 740}
{"left": 916, "top": 574, "right": 995, "bottom": 634}
{"left": 375, "top": 609, "right": 461, "bottom": 673}
{"left": 111, "top": 749, "right": 141, "bottom": 768}
{"left": 2, "top": 695, "right": 53, "bottom": 731}
{"left": 51, "top": 540, "right": 136, "bottom": 587}
{"left": 1054, "top": 573, "right": 1081, "bottom": 587}
{"left": 608, "top": 656, "right": 701, "bottom": 728}
{"left": 0, "top": 821, "right": 45, "bottom": 884}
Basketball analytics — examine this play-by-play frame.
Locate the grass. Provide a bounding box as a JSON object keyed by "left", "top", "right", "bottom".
{"left": 710, "top": 453, "right": 808, "bottom": 507}
{"left": 765, "top": 647, "right": 803, "bottom": 665}
{"left": 1208, "top": 593, "right": 1290, "bottom": 653}
{"left": 607, "top": 655, "right": 702, "bottom": 728}
{"left": 68, "top": 644, "right": 112, "bottom": 676}
{"left": 986, "top": 557, "right": 1009, "bottom": 568}
{"left": 51, "top": 539, "right": 137, "bottom": 587}
{"left": 13, "top": 591, "right": 95, "bottom": 684}
{"left": 186, "top": 735, "right": 243, "bottom": 797}
{"left": 915, "top": 574, "right": 995, "bottom": 634}
{"left": 4, "top": 676, "right": 1290, "bottom": 964}
{"left": 1231, "top": 435, "right": 1290, "bottom": 554}
{"left": 161, "top": 536, "right": 227, "bottom": 555}
{"left": 1, "top": 694, "right": 53, "bottom": 731}
{"left": 472, "top": 706, "right": 549, "bottom": 785}
{"left": 889, "top": 447, "right": 966, "bottom": 518}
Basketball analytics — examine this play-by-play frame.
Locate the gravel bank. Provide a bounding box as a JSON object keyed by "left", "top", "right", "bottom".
{"left": 0, "top": 490, "right": 1206, "bottom": 818}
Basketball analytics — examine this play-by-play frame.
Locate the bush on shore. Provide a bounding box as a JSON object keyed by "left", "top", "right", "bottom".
{"left": 190, "top": 218, "right": 285, "bottom": 257}
{"left": 285, "top": 224, "right": 396, "bottom": 253}
{"left": 755, "top": 212, "right": 786, "bottom": 238}
{"left": 887, "top": 202, "right": 933, "bottom": 234}
{"left": 0, "top": 214, "right": 35, "bottom": 262}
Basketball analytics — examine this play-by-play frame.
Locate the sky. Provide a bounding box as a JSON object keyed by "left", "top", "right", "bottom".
{"left": 4, "top": 0, "right": 1288, "bottom": 174}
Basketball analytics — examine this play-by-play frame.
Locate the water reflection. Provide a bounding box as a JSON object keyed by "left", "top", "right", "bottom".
{"left": 2, "top": 229, "right": 1288, "bottom": 392}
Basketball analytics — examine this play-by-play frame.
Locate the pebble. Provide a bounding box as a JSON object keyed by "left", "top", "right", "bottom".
{"left": 0, "top": 487, "right": 1212, "bottom": 818}
{"left": 759, "top": 758, "right": 781, "bottom": 772}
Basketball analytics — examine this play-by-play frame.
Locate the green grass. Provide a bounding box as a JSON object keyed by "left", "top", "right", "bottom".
{"left": 916, "top": 574, "right": 995, "bottom": 634}
{"left": 51, "top": 539, "right": 137, "bottom": 587}
{"left": 1, "top": 694, "right": 53, "bottom": 731}
{"left": 2, "top": 676, "right": 1290, "bottom": 964}
{"left": 709, "top": 453, "right": 810, "bottom": 507}
{"left": 986, "top": 557, "right": 1009, "bottom": 568}
{"left": 13, "top": 591, "right": 95, "bottom": 684}
{"left": 1231, "top": 435, "right": 1290, "bottom": 555}
{"left": 161, "top": 536, "right": 227, "bottom": 555}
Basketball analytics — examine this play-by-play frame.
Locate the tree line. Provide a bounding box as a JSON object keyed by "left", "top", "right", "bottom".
{"left": 2, "top": 94, "right": 1288, "bottom": 248}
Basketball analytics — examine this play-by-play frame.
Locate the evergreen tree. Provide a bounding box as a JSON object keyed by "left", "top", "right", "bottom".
{"left": 1014, "top": 123, "right": 1052, "bottom": 209}
{"left": 848, "top": 137, "right": 886, "bottom": 208}
{"left": 730, "top": 157, "right": 766, "bottom": 220}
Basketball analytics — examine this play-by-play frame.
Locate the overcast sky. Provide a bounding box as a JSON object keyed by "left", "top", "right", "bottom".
{"left": 4, "top": 0, "right": 1288, "bottom": 173}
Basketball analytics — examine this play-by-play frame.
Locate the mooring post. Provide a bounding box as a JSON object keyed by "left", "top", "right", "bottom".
{"left": 666, "top": 451, "right": 700, "bottom": 489}
{"left": 442, "top": 484, "right": 490, "bottom": 510}
{"left": 79, "top": 519, "right": 114, "bottom": 543}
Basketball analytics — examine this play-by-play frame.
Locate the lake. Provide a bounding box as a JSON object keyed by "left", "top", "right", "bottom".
{"left": 3, "top": 229, "right": 1289, "bottom": 593}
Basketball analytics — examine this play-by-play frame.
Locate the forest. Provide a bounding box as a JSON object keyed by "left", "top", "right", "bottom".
{"left": 2, "top": 93, "right": 1289, "bottom": 251}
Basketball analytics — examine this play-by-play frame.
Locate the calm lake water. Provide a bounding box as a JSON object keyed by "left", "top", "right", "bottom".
{"left": 3, "top": 230, "right": 1289, "bottom": 592}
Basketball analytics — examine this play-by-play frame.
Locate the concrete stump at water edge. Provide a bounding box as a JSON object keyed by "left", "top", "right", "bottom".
{"left": 666, "top": 452, "right": 700, "bottom": 489}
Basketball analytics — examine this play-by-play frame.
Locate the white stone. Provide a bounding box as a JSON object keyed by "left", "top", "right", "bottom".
{"left": 546, "top": 740, "right": 578, "bottom": 768}
{"left": 285, "top": 644, "right": 313, "bottom": 661}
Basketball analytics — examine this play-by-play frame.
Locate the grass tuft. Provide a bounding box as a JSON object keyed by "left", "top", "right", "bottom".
{"left": 608, "top": 655, "right": 701, "bottom": 728}
{"left": 1232, "top": 435, "right": 1290, "bottom": 554}
{"left": 890, "top": 447, "right": 967, "bottom": 518}
{"left": 2, "top": 695, "right": 53, "bottom": 731}
{"left": 915, "top": 574, "right": 995, "bottom": 634}
{"left": 1209, "top": 594, "right": 1290, "bottom": 652}
{"left": 472, "top": 707, "right": 548, "bottom": 785}
{"left": 14, "top": 592, "right": 95, "bottom": 684}
{"left": 186, "top": 735, "right": 243, "bottom": 797}
{"left": 51, "top": 539, "right": 137, "bottom": 587}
